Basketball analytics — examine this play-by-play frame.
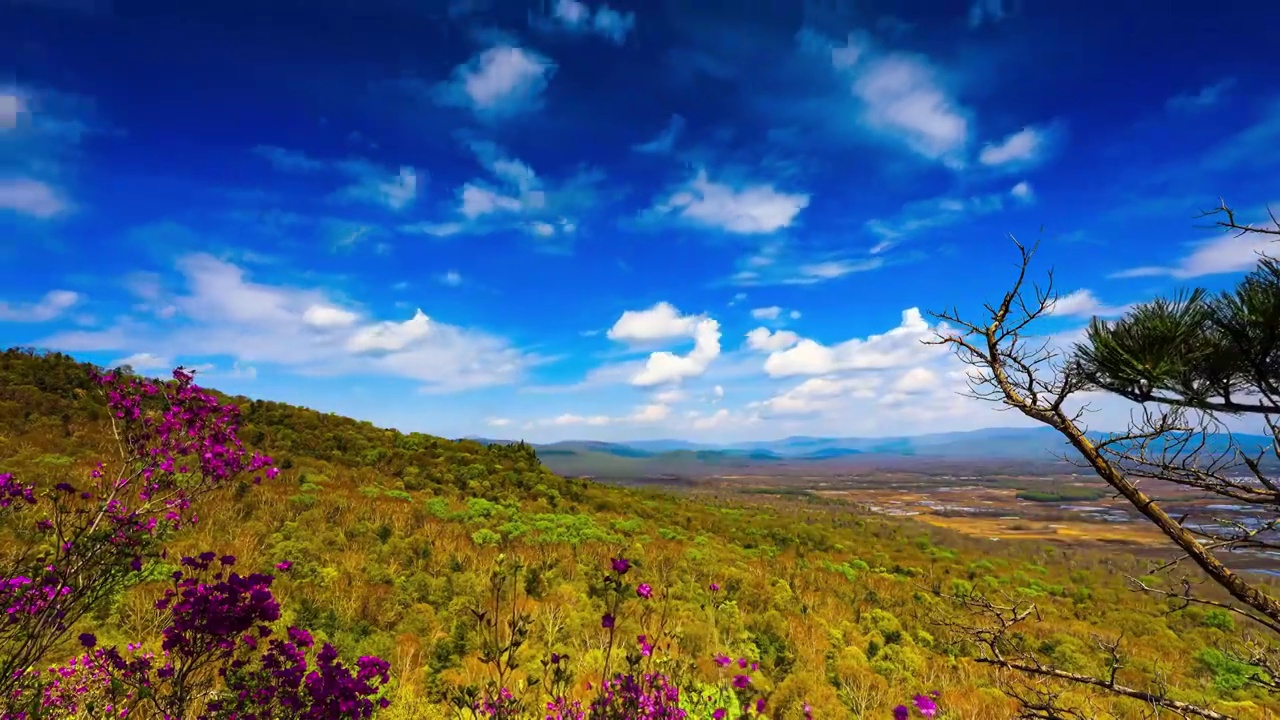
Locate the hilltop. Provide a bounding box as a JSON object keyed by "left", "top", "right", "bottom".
{"left": 3, "top": 347, "right": 1277, "bottom": 718}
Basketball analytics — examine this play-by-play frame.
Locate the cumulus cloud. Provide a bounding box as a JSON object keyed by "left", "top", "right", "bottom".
{"left": 0, "top": 289, "right": 80, "bottom": 322}
{"left": 750, "top": 306, "right": 782, "bottom": 320}
{"left": 608, "top": 302, "right": 700, "bottom": 342}
{"left": 436, "top": 44, "right": 555, "bottom": 119}
{"left": 647, "top": 168, "right": 809, "bottom": 235}
{"left": 607, "top": 302, "right": 721, "bottom": 387}
{"left": 39, "top": 252, "right": 536, "bottom": 392}
{"left": 763, "top": 308, "right": 947, "bottom": 377}
{"left": 745, "top": 327, "right": 800, "bottom": 352}
{"left": 534, "top": 0, "right": 636, "bottom": 45}
{"left": 1010, "top": 181, "right": 1035, "bottom": 203}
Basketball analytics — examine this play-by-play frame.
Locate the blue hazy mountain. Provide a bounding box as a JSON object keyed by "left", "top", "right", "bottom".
{"left": 468, "top": 428, "right": 1277, "bottom": 477}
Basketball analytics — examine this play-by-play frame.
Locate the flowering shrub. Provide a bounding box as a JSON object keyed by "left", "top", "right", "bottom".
{"left": 0, "top": 364, "right": 948, "bottom": 719}
{"left": 0, "top": 367, "right": 389, "bottom": 719}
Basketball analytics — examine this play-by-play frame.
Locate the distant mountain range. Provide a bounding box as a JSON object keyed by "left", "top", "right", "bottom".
{"left": 468, "top": 427, "right": 1278, "bottom": 478}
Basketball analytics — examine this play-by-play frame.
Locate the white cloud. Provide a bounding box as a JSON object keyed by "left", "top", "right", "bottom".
{"left": 346, "top": 309, "right": 434, "bottom": 354}
{"left": 1045, "top": 290, "right": 1130, "bottom": 318}
{"left": 789, "top": 310, "right": 802, "bottom": 320}
{"left": 109, "top": 352, "right": 170, "bottom": 371}
{"left": 692, "top": 408, "right": 731, "bottom": 429}
{"left": 713, "top": 385, "right": 724, "bottom": 400}
{"left": 537, "top": 0, "right": 636, "bottom": 45}
{"left": 648, "top": 168, "right": 809, "bottom": 235}
{"left": 1112, "top": 228, "right": 1278, "bottom": 279}
{"left": 751, "top": 306, "right": 782, "bottom": 320}
{"left": 802, "top": 30, "right": 970, "bottom": 165}
{"left": 302, "top": 304, "right": 360, "bottom": 329}
{"left": 0, "top": 289, "right": 80, "bottom": 322}
{"left": 763, "top": 308, "right": 947, "bottom": 377}
{"left": 1166, "top": 78, "right": 1236, "bottom": 113}
{"left": 486, "top": 417, "right": 513, "bottom": 428}
{"left": 440, "top": 270, "right": 463, "bottom": 287}
{"left": 339, "top": 166, "right": 418, "bottom": 210}
{"left": 1, "top": 92, "right": 25, "bottom": 130}
{"left": 252, "top": 147, "right": 420, "bottom": 211}
{"left": 745, "top": 327, "right": 800, "bottom": 352}
{"left": 653, "top": 388, "right": 686, "bottom": 404}
{"left": 634, "top": 114, "right": 685, "bottom": 154}
{"left": 608, "top": 301, "right": 699, "bottom": 342}
{"left": 425, "top": 141, "right": 597, "bottom": 244}
{"left": 606, "top": 302, "right": 722, "bottom": 387}
{"left": 891, "top": 366, "right": 940, "bottom": 394}
{"left": 39, "top": 252, "right": 535, "bottom": 392}
{"left": 0, "top": 178, "right": 68, "bottom": 218}
{"left": 865, "top": 192, "right": 1006, "bottom": 246}
{"left": 1010, "top": 181, "right": 1034, "bottom": 203}
{"left": 758, "top": 375, "right": 880, "bottom": 416}
{"left": 978, "top": 123, "right": 1064, "bottom": 170}
{"left": 436, "top": 44, "right": 555, "bottom": 119}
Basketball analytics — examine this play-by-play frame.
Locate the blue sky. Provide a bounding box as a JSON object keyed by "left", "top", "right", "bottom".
{"left": 2, "top": 0, "right": 1278, "bottom": 443}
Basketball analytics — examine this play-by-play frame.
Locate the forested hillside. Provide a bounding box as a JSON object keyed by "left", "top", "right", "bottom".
{"left": 1, "top": 347, "right": 1274, "bottom": 718}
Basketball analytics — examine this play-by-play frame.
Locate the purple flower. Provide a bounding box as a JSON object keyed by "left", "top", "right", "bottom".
{"left": 712, "top": 709, "right": 726, "bottom": 720}
{"left": 894, "top": 704, "right": 910, "bottom": 720}
{"left": 755, "top": 698, "right": 767, "bottom": 713}
{"left": 713, "top": 654, "right": 731, "bottom": 667}
{"left": 732, "top": 674, "right": 751, "bottom": 689}
{"left": 709, "top": 582, "right": 720, "bottom": 592}
{"left": 275, "top": 560, "right": 293, "bottom": 571}
{"left": 636, "top": 583, "right": 653, "bottom": 599}
{"left": 610, "top": 557, "right": 631, "bottom": 575}
{"left": 913, "top": 693, "right": 938, "bottom": 717}
{"left": 601, "top": 613, "right": 615, "bottom": 629}
{"left": 78, "top": 633, "right": 96, "bottom": 648}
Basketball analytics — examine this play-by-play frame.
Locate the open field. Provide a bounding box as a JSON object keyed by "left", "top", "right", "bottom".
{"left": 596, "top": 469, "right": 1280, "bottom": 574}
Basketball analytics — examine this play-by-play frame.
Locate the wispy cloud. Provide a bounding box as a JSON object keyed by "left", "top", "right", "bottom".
{"left": 1112, "top": 225, "right": 1278, "bottom": 279}
{"left": 1045, "top": 289, "right": 1131, "bottom": 318}
{"left": 977, "top": 122, "right": 1065, "bottom": 170}
{"left": 1166, "top": 78, "right": 1237, "bottom": 113}
{"left": 728, "top": 241, "right": 885, "bottom": 287}
{"left": 0, "top": 178, "right": 69, "bottom": 218}
{"left": 404, "top": 140, "right": 601, "bottom": 249}
{"left": 252, "top": 146, "right": 420, "bottom": 210}
{"left": 0, "top": 289, "right": 80, "bottom": 322}
{"left": 799, "top": 29, "right": 971, "bottom": 166}
{"left": 633, "top": 114, "right": 686, "bottom": 155}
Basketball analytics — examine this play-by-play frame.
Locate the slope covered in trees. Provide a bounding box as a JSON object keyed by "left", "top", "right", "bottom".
{"left": 1, "top": 346, "right": 1277, "bottom": 718}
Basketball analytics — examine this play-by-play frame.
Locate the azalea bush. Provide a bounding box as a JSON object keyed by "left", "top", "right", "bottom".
{"left": 0, "top": 368, "right": 390, "bottom": 719}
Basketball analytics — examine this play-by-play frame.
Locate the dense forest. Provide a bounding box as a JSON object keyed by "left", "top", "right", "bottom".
{"left": 2, "top": 346, "right": 1276, "bottom": 718}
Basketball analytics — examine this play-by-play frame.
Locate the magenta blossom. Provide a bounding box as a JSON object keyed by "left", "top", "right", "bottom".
{"left": 610, "top": 557, "right": 631, "bottom": 575}
{"left": 913, "top": 693, "right": 938, "bottom": 717}
{"left": 636, "top": 583, "right": 653, "bottom": 599}
{"left": 894, "top": 705, "right": 910, "bottom": 720}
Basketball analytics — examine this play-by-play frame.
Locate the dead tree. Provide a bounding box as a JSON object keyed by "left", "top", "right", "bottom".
{"left": 927, "top": 201, "right": 1280, "bottom": 718}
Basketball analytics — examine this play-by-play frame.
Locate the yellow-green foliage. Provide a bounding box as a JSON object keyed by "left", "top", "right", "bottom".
{"left": 2, "top": 348, "right": 1278, "bottom": 718}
